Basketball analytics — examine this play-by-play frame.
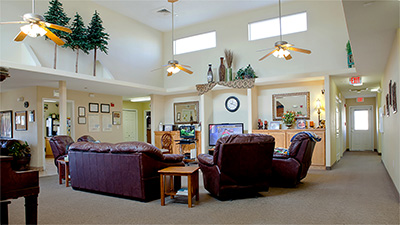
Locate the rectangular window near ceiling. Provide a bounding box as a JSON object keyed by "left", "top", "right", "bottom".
{"left": 248, "top": 12, "right": 307, "bottom": 41}
{"left": 174, "top": 31, "right": 216, "bottom": 55}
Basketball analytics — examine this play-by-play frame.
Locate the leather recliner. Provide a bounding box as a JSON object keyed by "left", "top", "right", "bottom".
{"left": 77, "top": 135, "right": 97, "bottom": 143}
{"left": 49, "top": 135, "right": 74, "bottom": 179}
{"left": 271, "top": 132, "right": 318, "bottom": 187}
{"left": 198, "top": 134, "right": 275, "bottom": 199}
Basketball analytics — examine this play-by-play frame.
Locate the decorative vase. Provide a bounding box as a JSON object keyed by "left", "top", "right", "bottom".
{"left": 219, "top": 57, "right": 226, "bottom": 82}
{"left": 285, "top": 123, "right": 293, "bottom": 129}
{"left": 226, "top": 67, "right": 233, "bottom": 82}
{"left": 207, "top": 64, "right": 213, "bottom": 83}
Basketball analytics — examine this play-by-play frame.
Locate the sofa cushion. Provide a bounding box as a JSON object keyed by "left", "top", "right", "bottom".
{"left": 111, "top": 142, "right": 164, "bottom": 160}
{"left": 69, "top": 142, "right": 92, "bottom": 152}
{"left": 89, "top": 143, "right": 114, "bottom": 153}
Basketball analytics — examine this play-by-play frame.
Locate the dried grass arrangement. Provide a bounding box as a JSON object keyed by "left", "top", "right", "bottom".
{"left": 224, "top": 49, "right": 233, "bottom": 68}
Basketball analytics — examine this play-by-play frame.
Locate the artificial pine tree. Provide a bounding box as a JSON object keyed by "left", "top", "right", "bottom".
{"left": 44, "top": 0, "right": 70, "bottom": 69}
{"left": 87, "top": 10, "right": 109, "bottom": 76}
{"left": 65, "top": 13, "right": 90, "bottom": 73}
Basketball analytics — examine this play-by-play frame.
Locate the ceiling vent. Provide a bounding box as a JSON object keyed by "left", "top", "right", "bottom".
{"left": 349, "top": 88, "right": 368, "bottom": 93}
{"left": 156, "top": 8, "right": 171, "bottom": 16}
{"left": 0, "top": 67, "right": 9, "bottom": 82}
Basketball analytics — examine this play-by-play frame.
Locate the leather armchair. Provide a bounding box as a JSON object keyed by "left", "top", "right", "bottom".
{"left": 271, "top": 132, "right": 317, "bottom": 187}
{"left": 49, "top": 135, "right": 74, "bottom": 179}
{"left": 198, "top": 134, "right": 275, "bottom": 199}
{"left": 77, "top": 135, "right": 96, "bottom": 143}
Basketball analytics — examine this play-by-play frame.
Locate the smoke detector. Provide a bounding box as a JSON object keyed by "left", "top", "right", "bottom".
{"left": 156, "top": 8, "right": 171, "bottom": 16}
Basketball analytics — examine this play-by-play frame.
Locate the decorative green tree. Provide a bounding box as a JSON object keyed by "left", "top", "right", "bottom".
{"left": 87, "top": 10, "right": 109, "bottom": 76}
{"left": 65, "top": 13, "right": 90, "bottom": 73}
{"left": 44, "top": 0, "right": 70, "bottom": 69}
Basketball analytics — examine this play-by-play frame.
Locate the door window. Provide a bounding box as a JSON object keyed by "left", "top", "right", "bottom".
{"left": 354, "top": 110, "right": 368, "bottom": 130}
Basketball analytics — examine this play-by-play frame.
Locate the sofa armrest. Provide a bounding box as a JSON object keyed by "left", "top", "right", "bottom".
{"left": 162, "top": 154, "right": 184, "bottom": 163}
{"left": 198, "top": 154, "right": 214, "bottom": 166}
{"left": 273, "top": 152, "right": 290, "bottom": 159}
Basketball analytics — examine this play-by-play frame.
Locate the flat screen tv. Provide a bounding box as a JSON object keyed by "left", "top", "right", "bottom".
{"left": 209, "top": 123, "right": 244, "bottom": 146}
{"left": 179, "top": 125, "right": 196, "bottom": 139}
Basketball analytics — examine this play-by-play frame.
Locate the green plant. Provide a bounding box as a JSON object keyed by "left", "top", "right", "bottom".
{"left": 88, "top": 10, "right": 109, "bottom": 76}
{"left": 282, "top": 111, "right": 296, "bottom": 125}
{"left": 236, "top": 64, "right": 257, "bottom": 80}
{"left": 346, "top": 41, "right": 352, "bottom": 55}
{"left": 8, "top": 141, "right": 31, "bottom": 158}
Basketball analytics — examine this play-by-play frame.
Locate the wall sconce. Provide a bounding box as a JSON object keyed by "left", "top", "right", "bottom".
{"left": 316, "top": 99, "right": 322, "bottom": 127}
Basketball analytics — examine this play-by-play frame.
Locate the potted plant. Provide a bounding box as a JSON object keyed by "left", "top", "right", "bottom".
{"left": 282, "top": 111, "right": 297, "bottom": 128}
{"left": 8, "top": 141, "right": 31, "bottom": 171}
{"left": 236, "top": 64, "right": 257, "bottom": 80}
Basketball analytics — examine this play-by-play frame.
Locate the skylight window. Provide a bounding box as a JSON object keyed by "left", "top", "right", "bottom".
{"left": 248, "top": 12, "right": 307, "bottom": 41}
{"left": 174, "top": 31, "right": 216, "bottom": 55}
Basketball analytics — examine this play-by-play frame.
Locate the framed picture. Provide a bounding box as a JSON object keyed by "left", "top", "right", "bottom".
{"left": 386, "top": 94, "right": 390, "bottom": 117}
{"left": 15, "top": 111, "right": 27, "bottom": 131}
{"left": 28, "top": 110, "right": 35, "bottom": 122}
{"left": 101, "top": 104, "right": 110, "bottom": 113}
{"left": 163, "top": 124, "right": 173, "bottom": 131}
{"left": 89, "top": 103, "right": 99, "bottom": 113}
{"left": 392, "top": 82, "right": 397, "bottom": 114}
{"left": 0, "top": 110, "right": 13, "bottom": 138}
{"left": 78, "top": 117, "right": 86, "bottom": 124}
{"left": 112, "top": 111, "right": 121, "bottom": 125}
{"left": 389, "top": 80, "right": 392, "bottom": 106}
{"left": 78, "top": 107, "right": 86, "bottom": 117}
{"left": 296, "top": 119, "right": 306, "bottom": 129}
{"left": 174, "top": 101, "right": 199, "bottom": 124}
{"left": 269, "top": 121, "right": 281, "bottom": 130}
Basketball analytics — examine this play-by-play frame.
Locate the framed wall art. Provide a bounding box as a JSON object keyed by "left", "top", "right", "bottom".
{"left": 78, "top": 107, "right": 86, "bottom": 117}
{"left": 174, "top": 101, "right": 199, "bottom": 124}
{"left": 112, "top": 111, "right": 121, "bottom": 125}
{"left": 269, "top": 121, "right": 281, "bottom": 130}
{"left": 386, "top": 94, "right": 390, "bottom": 117}
{"left": 15, "top": 111, "right": 27, "bottom": 131}
{"left": 296, "top": 119, "right": 306, "bottom": 129}
{"left": 389, "top": 80, "right": 392, "bottom": 106}
{"left": 28, "top": 110, "right": 35, "bottom": 123}
{"left": 101, "top": 104, "right": 110, "bottom": 113}
{"left": 0, "top": 110, "right": 13, "bottom": 138}
{"left": 89, "top": 103, "right": 99, "bottom": 113}
{"left": 392, "top": 82, "right": 397, "bottom": 114}
{"left": 78, "top": 117, "right": 86, "bottom": 124}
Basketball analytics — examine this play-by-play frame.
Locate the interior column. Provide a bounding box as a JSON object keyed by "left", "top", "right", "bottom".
{"left": 59, "top": 81, "right": 67, "bottom": 135}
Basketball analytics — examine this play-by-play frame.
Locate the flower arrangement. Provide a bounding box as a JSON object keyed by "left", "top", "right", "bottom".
{"left": 282, "top": 111, "right": 296, "bottom": 125}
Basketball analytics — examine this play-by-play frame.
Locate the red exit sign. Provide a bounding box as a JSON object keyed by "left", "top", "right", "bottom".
{"left": 350, "top": 76, "right": 362, "bottom": 86}
{"left": 357, "top": 97, "right": 364, "bottom": 102}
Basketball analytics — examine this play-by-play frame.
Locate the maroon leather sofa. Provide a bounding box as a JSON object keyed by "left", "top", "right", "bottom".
{"left": 68, "top": 141, "right": 184, "bottom": 202}
{"left": 49, "top": 135, "right": 74, "bottom": 179}
{"left": 271, "top": 132, "right": 317, "bottom": 187}
{"left": 198, "top": 134, "right": 275, "bottom": 199}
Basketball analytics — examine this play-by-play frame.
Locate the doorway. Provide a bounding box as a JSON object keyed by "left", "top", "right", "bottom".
{"left": 349, "top": 105, "right": 374, "bottom": 151}
{"left": 123, "top": 109, "right": 138, "bottom": 141}
{"left": 144, "top": 110, "right": 151, "bottom": 143}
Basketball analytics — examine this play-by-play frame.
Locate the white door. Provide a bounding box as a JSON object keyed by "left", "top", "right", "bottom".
{"left": 123, "top": 110, "right": 138, "bottom": 141}
{"left": 350, "top": 106, "right": 374, "bottom": 151}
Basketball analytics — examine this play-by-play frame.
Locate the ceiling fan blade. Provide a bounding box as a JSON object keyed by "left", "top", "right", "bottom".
{"left": 176, "top": 65, "right": 193, "bottom": 74}
{"left": 0, "top": 21, "right": 27, "bottom": 25}
{"left": 288, "top": 47, "right": 311, "bottom": 54}
{"left": 284, "top": 54, "right": 292, "bottom": 60}
{"left": 180, "top": 64, "right": 191, "bottom": 68}
{"left": 41, "top": 22, "right": 71, "bottom": 33}
{"left": 14, "top": 31, "right": 27, "bottom": 42}
{"left": 259, "top": 49, "right": 277, "bottom": 61}
{"left": 167, "top": 72, "right": 173, "bottom": 76}
{"left": 42, "top": 26, "right": 65, "bottom": 46}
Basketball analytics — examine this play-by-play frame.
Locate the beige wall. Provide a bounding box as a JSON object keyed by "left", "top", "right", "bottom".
{"left": 345, "top": 97, "right": 377, "bottom": 150}
{"left": 122, "top": 101, "right": 150, "bottom": 142}
{"left": 381, "top": 29, "right": 399, "bottom": 194}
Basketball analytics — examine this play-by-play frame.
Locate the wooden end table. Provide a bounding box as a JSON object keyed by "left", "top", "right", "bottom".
{"left": 56, "top": 158, "right": 70, "bottom": 187}
{"left": 158, "top": 166, "right": 199, "bottom": 208}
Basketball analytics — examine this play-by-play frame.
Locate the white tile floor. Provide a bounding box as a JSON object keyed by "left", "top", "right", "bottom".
{"left": 39, "top": 157, "right": 58, "bottom": 177}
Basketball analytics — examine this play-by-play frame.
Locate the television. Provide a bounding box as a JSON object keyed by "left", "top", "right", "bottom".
{"left": 209, "top": 123, "right": 244, "bottom": 146}
{"left": 179, "top": 125, "right": 196, "bottom": 139}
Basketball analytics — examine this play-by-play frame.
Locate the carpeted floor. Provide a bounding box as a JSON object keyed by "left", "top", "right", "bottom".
{"left": 7, "top": 151, "right": 400, "bottom": 224}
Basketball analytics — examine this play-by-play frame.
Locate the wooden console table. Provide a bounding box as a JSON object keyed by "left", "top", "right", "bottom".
{"left": 252, "top": 129, "right": 326, "bottom": 168}
{"left": 154, "top": 131, "right": 201, "bottom": 157}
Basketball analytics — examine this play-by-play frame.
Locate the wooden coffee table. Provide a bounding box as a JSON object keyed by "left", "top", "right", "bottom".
{"left": 159, "top": 166, "right": 199, "bottom": 208}
{"left": 56, "top": 158, "right": 70, "bottom": 187}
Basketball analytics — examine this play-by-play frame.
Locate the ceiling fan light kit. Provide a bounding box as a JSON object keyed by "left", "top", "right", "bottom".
{"left": 259, "top": 0, "right": 311, "bottom": 61}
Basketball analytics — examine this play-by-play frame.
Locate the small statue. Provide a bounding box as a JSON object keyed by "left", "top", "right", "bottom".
{"left": 258, "top": 119, "right": 263, "bottom": 129}
{"left": 264, "top": 120, "right": 268, "bottom": 130}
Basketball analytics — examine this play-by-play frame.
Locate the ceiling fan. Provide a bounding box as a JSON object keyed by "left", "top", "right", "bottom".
{"left": 0, "top": 0, "right": 71, "bottom": 46}
{"left": 259, "top": 0, "right": 311, "bottom": 61}
{"left": 153, "top": 0, "right": 193, "bottom": 76}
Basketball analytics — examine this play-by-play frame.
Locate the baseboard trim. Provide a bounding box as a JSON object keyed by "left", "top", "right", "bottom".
{"left": 381, "top": 160, "right": 400, "bottom": 202}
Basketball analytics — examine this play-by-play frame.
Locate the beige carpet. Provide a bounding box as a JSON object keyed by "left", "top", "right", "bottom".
{"left": 7, "top": 151, "right": 400, "bottom": 224}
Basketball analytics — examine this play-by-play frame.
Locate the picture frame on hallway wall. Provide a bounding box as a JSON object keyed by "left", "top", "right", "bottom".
{"left": 89, "top": 103, "right": 99, "bottom": 113}
{"left": 0, "top": 110, "right": 13, "bottom": 138}
{"left": 15, "top": 111, "right": 27, "bottom": 131}
{"left": 392, "top": 82, "right": 397, "bottom": 114}
{"left": 78, "top": 117, "right": 86, "bottom": 124}
{"left": 386, "top": 94, "right": 390, "bottom": 117}
{"left": 101, "top": 104, "right": 110, "bottom": 113}
{"left": 112, "top": 111, "right": 121, "bottom": 125}
{"left": 78, "top": 107, "right": 86, "bottom": 117}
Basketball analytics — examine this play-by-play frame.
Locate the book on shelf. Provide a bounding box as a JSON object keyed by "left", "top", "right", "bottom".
{"left": 176, "top": 188, "right": 188, "bottom": 196}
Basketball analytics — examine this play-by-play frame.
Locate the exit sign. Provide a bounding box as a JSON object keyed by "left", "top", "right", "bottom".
{"left": 357, "top": 97, "right": 364, "bottom": 102}
{"left": 350, "top": 76, "right": 362, "bottom": 86}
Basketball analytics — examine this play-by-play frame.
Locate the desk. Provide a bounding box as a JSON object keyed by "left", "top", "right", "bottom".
{"left": 0, "top": 156, "right": 39, "bottom": 225}
{"left": 159, "top": 166, "right": 199, "bottom": 208}
{"left": 57, "top": 158, "right": 70, "bottom": 187}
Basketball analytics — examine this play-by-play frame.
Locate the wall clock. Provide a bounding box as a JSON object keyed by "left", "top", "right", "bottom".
{"left": 24, "top": 101, "right": 29, "bottom": 108}
{"left": 225, "top": 96, "right": 240, "bottom": 112}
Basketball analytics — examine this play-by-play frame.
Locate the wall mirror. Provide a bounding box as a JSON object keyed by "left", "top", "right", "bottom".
{"left": 272, "top": 92, "right": 310, "bottom": 121}
{"left": 174, "top": 101, "right": 199, "bottom": 124}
